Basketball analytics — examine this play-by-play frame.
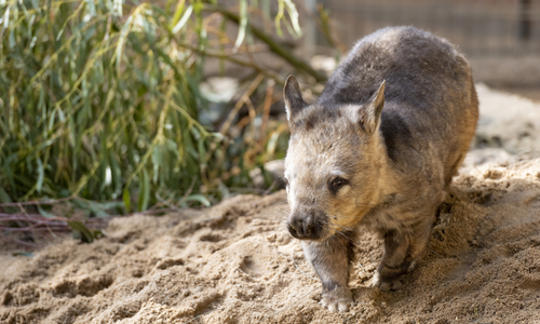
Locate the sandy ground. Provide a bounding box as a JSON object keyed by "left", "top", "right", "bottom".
{"left": 1, "top": 85, "right": 540, "bottom": 324}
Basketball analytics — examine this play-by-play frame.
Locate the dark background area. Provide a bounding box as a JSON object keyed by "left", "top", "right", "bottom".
{"left": 301, "top": 0, "right": 540, "bottom": 99}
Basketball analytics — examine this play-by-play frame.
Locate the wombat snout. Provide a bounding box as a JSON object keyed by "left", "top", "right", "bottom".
{"left": 287, "top": 210, "right": 325, "bottom": 240}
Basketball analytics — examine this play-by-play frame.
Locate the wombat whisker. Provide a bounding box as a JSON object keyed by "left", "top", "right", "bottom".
{"left": 334, "top": 230, "right": 350, "bottom": 241}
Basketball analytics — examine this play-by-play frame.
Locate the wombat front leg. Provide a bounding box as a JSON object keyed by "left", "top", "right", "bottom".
{"left": 302, "top": 234, "right": 352, "bottom": 312}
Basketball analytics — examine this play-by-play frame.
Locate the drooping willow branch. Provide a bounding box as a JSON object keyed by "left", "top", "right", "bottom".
{"left": 207, "top": 5, "right": 327, "bottom": 83}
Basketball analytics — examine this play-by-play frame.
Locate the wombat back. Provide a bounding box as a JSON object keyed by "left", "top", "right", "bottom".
{"left": 320, "top": 26, "right": 478, "bottom": 182}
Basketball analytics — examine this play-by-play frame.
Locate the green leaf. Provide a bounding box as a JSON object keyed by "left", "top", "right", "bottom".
{"left": 170, "top": 0, "right": 186, "bottom": 28}
{"left": 181, "top": 194, "right": 211, "bottom": 207}
{"left": 284, "top": 0, "right": 302, "bottom": 37}
{"left": 38, "top": 206, "right": 56, "bottom": 219}
{"left": 137, "top": 169, "right": 150, "bottom": 211}
{"left": 0, "top": 187, "right": 12, "bottom": 203}
{"left": 123, "top": 188, "right": 131, "bottom": 213}
{"left": 36, "top": 158, "right": 44, "bottom": 193}
{"left": 67, "top": 220, "right": 102, "bottom": 243}
{"left": 234, "top": 0, "right": 248, "bottom": 49}
{"left": 172, "top": 5, "right": 192, "bottom": 34}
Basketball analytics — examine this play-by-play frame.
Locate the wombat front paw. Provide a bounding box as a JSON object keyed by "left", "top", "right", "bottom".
{"left": 320, "top": 287, "right": 352, "bottom": 312}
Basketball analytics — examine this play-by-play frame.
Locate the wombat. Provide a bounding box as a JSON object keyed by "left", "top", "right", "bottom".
{"left": 283, "top": 26, "right": 478, "bottom": 312}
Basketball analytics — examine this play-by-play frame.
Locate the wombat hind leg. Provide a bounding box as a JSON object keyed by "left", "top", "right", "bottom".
{"left": 408, "top": 216, "right": 435, "bottom": 261}
{"left": 375, "top": 229, "right": 411, "bottom": 290}
{"left": 376, "top": 215, "right": 435, "bottom": 291}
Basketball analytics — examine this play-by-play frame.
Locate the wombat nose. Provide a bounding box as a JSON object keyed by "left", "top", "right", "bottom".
{"left": 287, "top": 221, "right": 299, "bottom": 238}
{"left": 287, "top": 213, "right": 321, "bottom": 240}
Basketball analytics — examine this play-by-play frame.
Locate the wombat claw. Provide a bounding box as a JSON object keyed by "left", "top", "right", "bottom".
{"left": 320, "top": 287, "right": 352, "bottom": 312}
{"left": 375, "top": 276, "right": 404, "bottom": 292}
{"left": 373, "top": 260, "right": 417, "bottom": 291}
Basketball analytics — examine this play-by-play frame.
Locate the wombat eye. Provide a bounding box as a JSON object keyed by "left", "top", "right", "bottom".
{"left": 328, "top": 177, "right": 349, "bottom": 194}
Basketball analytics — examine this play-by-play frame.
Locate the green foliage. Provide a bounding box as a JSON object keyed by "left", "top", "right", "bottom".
{"left": 0, "top": 0, "right": 299, "bottom": 213}
{"left": 68, "top": 220, "right": 104, "bottom": 243}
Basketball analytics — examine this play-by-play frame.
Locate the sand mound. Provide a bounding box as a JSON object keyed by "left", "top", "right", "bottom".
{"left": 1, "top": 86, "right": 540, "bottom": 323}
{"left": 2, "top": 160, "right": 539, "bottom": 323}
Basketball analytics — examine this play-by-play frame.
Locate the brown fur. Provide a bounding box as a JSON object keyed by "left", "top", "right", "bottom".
{"left": 283, "top": 26, "right": 478, "bottom": 312}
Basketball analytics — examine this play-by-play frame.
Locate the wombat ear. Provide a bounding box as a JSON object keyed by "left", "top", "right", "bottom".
{"left": 283, "top": 75, "right": 307, "bottom": 122}
{"left": 358, "top": 80, "right": 385, "bottom": 134}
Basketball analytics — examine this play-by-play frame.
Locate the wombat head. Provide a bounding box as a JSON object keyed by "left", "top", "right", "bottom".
{"left": 283, "top": 75, "right": 386, "bottom": 241}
